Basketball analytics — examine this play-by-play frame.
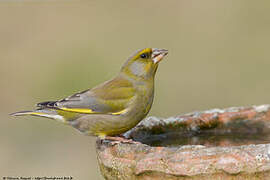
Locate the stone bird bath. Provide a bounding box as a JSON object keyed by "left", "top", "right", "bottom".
{"left": 96, "top": 105, "right": 270, "bottom": 179}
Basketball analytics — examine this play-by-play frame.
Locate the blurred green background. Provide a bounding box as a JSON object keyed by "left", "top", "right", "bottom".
{"left": 1, "top": 0, "right": 270, "bottom": 179}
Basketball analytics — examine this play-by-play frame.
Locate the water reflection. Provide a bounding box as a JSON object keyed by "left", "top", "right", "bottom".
{"left": 132, "top": 120, "right": 270, "bottom": 147}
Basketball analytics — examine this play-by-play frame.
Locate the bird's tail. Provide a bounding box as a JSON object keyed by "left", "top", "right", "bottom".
{"left": 10, "top": 109, "right": 65, "bottom": 122}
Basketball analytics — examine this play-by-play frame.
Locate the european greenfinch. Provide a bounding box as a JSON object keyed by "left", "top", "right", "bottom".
{"left": 11, "top": 48, "right": 168, "bottom": 140}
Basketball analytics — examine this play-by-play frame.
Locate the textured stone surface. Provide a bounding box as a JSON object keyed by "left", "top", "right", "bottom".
{"left": 96, "top": 105, "right": 270, "bottom": 179}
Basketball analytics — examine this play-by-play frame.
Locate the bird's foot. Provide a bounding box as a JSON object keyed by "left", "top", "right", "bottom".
{"left": 104, "top": 136, "right": 141, "bottom": 145}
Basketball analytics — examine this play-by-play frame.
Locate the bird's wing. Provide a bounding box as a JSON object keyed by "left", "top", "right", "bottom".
{"left": 37, "top": 76, "right": 135, "bottom": 115}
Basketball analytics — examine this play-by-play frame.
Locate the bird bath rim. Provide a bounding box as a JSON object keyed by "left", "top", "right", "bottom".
{"left": 96, "top": 104, "right": 270, "bottom": 179}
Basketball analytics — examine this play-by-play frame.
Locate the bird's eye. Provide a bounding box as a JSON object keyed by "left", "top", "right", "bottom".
{"left": 140, "top": 53, "right": 147, "bottom": 59}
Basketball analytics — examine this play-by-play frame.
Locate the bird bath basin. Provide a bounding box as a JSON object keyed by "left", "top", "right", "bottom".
{"left": 96, "top": 105, "right": 270, "bottom": 179}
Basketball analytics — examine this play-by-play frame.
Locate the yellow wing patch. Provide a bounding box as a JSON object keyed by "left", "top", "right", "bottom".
{"left": 60, "top": 107, "right": 94, "bottom": 114}
{"left": 59, "top": 107, "right": 127, "bottom": 115}
{"left": 111, "top": 109, "right": 127, "bottom": 115}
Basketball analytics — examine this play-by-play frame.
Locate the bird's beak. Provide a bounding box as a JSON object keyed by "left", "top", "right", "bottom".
{"left": 151, "top": 48, "right": 168, "bottom": 64}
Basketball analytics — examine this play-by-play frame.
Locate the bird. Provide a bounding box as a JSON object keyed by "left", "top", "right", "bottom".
{"left": 11, "top": 48, "right": 168, "bottom": 142}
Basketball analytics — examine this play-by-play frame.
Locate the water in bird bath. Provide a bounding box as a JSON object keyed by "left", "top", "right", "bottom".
{"left": 133, "top": 129, "right": 270, "bottom": 147}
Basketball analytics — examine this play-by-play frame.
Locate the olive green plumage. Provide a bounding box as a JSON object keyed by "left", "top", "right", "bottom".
{"left": 11, "top": 48, "right": 168, "bottom": 138}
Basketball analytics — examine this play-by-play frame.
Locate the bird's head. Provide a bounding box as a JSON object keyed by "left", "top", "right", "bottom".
{"left": 120, "top": 48, "right": 168, "bottom": 80}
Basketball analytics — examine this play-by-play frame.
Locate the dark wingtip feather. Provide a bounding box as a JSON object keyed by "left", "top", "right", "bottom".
{"left": 37, "top": 101, "right": 57, "bottom": 108}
